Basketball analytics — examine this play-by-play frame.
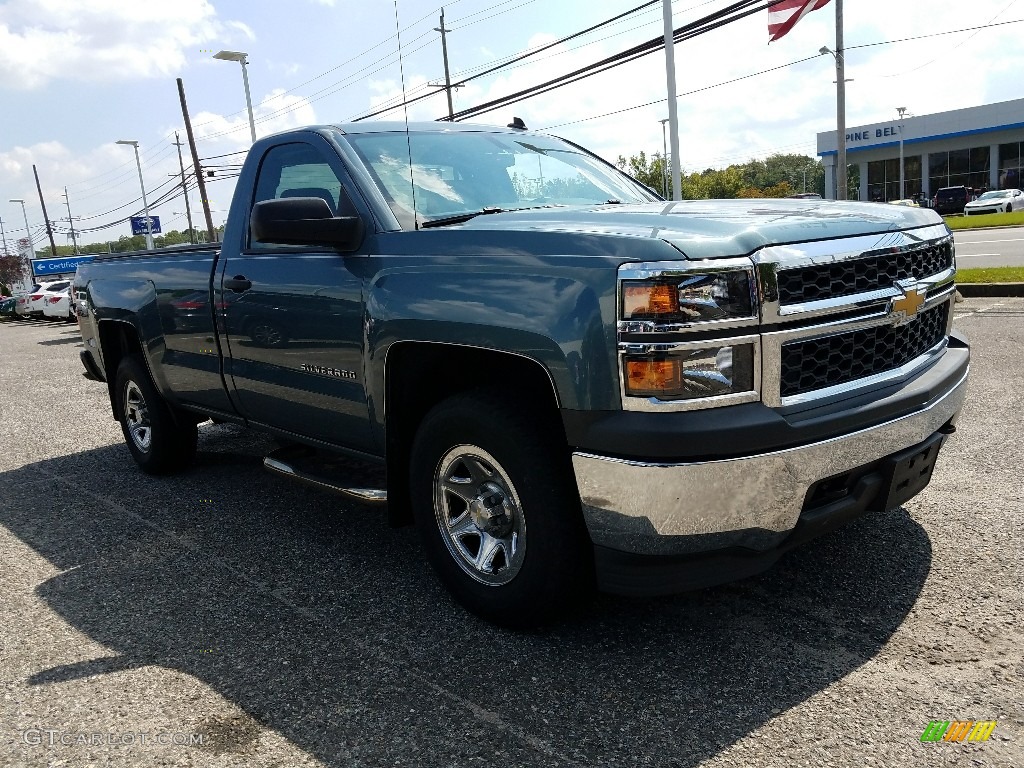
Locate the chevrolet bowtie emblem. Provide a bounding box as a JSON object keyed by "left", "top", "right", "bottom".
{"left": 890, "top": 282, "right": 926, "bottom": 326}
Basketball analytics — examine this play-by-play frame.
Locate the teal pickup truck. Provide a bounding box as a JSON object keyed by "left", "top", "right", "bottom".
{"left": 75, "top": 121, "right": 969, "bottom": 625}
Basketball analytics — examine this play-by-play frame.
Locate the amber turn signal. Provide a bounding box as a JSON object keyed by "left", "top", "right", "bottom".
{"left": 625, "top": 359, "right": 682, "bottom": 396}
{"left": 622, "top": 283, "right": 677, "bottom": 317}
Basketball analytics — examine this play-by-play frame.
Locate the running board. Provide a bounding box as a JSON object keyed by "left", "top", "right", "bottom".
{"left": 263, "top": 447, "right": 387, "bottom": 504}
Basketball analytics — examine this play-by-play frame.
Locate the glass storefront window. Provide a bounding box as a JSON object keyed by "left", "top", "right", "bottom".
{"left": 928, "top": 146, "right": 1000, "bottom": 196}
{"left": 867, "top": 156, "right": 922, "bottom": 201}
{"left": 999, "top": 142, "right": 1022, "bottom": 190}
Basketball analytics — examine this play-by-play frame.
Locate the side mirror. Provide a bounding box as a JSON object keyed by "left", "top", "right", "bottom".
{"left": 250, "top": 197, "right": 364, "bottom": 250}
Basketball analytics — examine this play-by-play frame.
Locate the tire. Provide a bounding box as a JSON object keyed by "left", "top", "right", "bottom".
{"left": 1007, "top": 204, "right": 1013, "bottom": 213}
{"left": 410, "top": 391, "right": 593, "bottom": 627}
{"left": 115, "top": 356, "right": 198, "bottom": 474}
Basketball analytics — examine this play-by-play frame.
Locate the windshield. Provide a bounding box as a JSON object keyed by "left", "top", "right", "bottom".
{"left": 344, "top": 129, "right": 658, "bottom": 228}
{"left": 937, "top": 188, "right": 965, "bottom": 199}
{"left": 977, "top": 190, "right": 1010, "bottom": 200}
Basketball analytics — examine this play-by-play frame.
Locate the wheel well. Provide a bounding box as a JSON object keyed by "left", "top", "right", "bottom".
{"left": 97, "top": 320, "right": 144, "bottom": 419}
{"left": 383, "top": 343, "right": 564, "bottom": 527}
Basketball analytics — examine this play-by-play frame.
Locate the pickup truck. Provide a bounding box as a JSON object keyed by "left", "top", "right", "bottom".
{"left": 75, "top": 121, "right": 969, "bottom": 626}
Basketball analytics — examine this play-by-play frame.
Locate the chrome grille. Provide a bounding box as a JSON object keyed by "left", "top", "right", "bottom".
{"left": 779, "top": 302, "right": 949, "bottom": 397}
{"left": 776, "top": 241, "right": 953, "bottom": 305}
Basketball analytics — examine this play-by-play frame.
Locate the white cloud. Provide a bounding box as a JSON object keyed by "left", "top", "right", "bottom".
{"left": 0, "top": 0, "right": 250, "bottom": 89}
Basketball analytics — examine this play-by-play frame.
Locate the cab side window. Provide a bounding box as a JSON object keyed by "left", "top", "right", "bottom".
{"left": 248, "top": 142, "right": 357, "bottom": 250}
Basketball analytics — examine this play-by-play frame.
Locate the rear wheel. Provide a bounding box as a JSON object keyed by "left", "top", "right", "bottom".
{"left": 410, "top": 391, "right": 593, "bottom": 626}
{"left": 115, "top": 356, "right": 197, "bottom": 474}
{"left": 1007, "top": 204, "right": 1013, "bottom": 213}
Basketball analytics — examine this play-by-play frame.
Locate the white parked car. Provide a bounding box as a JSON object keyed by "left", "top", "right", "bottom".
{"left": 42, "top": 286, "right": 74, "bottom": 321}
{"left": 25, "top": 280, "right": 71, "bottom": 316}
{"left": 964, "top": 188, "right": 1024, "bottom": 215}
{"left": 14, "top": 292, "right": 34, "bottom": 316}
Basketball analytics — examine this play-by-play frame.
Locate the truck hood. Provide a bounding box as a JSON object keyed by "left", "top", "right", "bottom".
{"left": 458, "top": 199, "right": 944, "bottom": 260}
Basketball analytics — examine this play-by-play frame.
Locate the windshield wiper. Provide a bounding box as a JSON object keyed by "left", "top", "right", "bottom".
{"left": 419, "top": 204, "right": 565, "bottom": 229}
{"left": 420, "top": 207, "right": 506, "bottom": 229}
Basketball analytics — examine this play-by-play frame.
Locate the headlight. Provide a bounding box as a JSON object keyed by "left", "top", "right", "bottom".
{"left": 622, "top": 340, "right": 757, "bottom": 402}
{"left": 621, "top": 269, "right": 755, "bottom": 324}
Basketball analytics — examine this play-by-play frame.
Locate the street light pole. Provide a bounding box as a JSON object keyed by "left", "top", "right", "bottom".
{"left": 9, "top": 198, "right": 35, "bottom": 280}
{"left": 662, "top": 0, "right": 682, "bottom": 201}
{"left": 659, "top": 118, "right": 669, "bottom": 198}
{"left": 896, "top": 106, "right": 908, "bottom": 200}
{"left": 116, "top": 140, "right": 154, "bottom": 250}
{"left": 214, "top": 50, "right": 257, "bottom": 143}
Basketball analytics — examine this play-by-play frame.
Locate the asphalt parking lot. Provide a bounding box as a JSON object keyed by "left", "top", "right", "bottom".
{"left": 1, "top": 303, "right": 1021, "bottom": 768}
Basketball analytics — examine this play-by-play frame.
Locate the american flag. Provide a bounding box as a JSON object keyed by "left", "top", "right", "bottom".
{"left": 768, "top": 0, "right": 832, "bottom": 43}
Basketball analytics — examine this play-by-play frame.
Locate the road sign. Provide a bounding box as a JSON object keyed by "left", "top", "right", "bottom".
{"left": 130, "top": 215, "right": 161, "bottom": 235}
{"left": 31, "top": 255, "right": 94, "bottom": 276}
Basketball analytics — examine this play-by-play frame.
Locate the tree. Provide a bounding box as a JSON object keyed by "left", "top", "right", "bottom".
{"left": 0, "top": 253, "right": 29, "bottom": 288}
{"left": 616, "top": 152, "right": 668, "bottom": 197}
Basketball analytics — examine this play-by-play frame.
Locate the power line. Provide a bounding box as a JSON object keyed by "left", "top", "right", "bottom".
{"left": 538, "top": 17, "right": 1024, "bottom": 131}
{"left": 352, "top": 0, "right": 662, "bottom": 122}
{"left": 448, "top": 0, "right": 776, "bottom": 122}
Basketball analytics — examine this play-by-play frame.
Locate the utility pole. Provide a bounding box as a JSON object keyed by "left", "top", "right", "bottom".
{"left": 661, "top": 0, "right": 682, "bottom": 201}
{"left": 62, "top": 187, "right": 79, "bottom": 254}
{"left": 0, "top": 216, "right": 8, "bottom": 257}
{"left": 434, "top": 9, "right": 455, "bottom": 121}
{"left": 835, "top": 0, "right": 847, "bottom": 200}
{"left": 174, "top": 132, "right": 196, "bottom": 244}
{"left": 32, "top": 165, "right": 58, "bottom": 255}
{"left": 177, "top": 78, "right": 217, "bottom": 243}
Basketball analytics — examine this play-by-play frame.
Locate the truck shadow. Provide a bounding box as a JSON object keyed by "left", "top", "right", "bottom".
{"left": 2, "top": 427, "right": 931, "bottom": 766}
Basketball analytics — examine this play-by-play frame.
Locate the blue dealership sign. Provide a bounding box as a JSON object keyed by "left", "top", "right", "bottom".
{"left": 130, "top": 215, "right": 161, "bottom": 235}
{"left": 32, "top": 255, "right": 94, "bottom": 276}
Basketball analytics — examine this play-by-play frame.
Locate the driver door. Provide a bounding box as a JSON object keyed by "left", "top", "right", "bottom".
{"left": 220, "top": 137, "right": 374, "bottom": 452}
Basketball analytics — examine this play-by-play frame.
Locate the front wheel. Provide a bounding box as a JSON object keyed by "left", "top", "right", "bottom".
{"left": 410, "top": 392, "right": 593, "bottom": 626}
{"left": 115, "top": 356, "right": 197, "bottom": 474}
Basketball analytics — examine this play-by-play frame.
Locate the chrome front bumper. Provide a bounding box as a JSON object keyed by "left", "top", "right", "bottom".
{"left": 572, "top": 367, "right": 969, "bottom": 557}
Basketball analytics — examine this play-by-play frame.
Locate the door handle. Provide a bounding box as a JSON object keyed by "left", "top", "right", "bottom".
{"left": 224, "top": 275, "right": 252, "bottom": 293}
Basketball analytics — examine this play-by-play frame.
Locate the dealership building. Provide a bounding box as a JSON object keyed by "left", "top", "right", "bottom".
{"left": 817, "top": 97, "right": 1024, "bottom": 202}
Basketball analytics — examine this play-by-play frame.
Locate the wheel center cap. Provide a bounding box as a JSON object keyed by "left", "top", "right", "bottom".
{"left": 469, "top": 482, "right": 513, "bottom": 536}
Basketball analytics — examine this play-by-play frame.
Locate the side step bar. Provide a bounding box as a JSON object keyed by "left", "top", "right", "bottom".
{"left": 263, "top": 446, "right": 387, "bottom": 504}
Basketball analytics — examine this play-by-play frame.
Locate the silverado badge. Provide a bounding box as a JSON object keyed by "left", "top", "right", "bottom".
{"left": 300, "top": 364, "right": 357, "bottom": 380}
{"left": 890, "top": 281, "right": 927, "bottom": 326}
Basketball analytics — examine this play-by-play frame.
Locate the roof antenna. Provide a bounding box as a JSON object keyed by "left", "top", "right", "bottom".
{"left": 507, "top": 117, "right": 527, "bottom": 130}
{"left": 393, "top": 0, "right": 419, "bottom": 229}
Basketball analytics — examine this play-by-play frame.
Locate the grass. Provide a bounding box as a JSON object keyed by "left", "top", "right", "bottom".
{"left": 944, "top": 210, "right": 1024, "bottom": 230}
{"left": 956, "top": 266, "right": 1024, "bottom": 284}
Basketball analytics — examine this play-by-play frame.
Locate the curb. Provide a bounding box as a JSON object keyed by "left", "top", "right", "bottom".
{"left": 956, "top": 283, "right": 1024, "bottom": 298}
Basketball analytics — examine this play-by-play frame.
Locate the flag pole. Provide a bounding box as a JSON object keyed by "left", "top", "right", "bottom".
{"left": 835, "top": 0, "right": 847, "bottom": 200}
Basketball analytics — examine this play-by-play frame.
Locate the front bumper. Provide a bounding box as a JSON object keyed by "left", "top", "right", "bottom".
{"left": 572, "top": 355, "right": 968, "bottom": 590}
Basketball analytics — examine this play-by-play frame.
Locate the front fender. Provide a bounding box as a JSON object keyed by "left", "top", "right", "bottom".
{"left": 363, "top": 255, "right": 624, "bottom": 433}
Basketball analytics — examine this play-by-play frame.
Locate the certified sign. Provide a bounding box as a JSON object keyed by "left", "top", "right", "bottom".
{"left": 31, "top": 255, "right": 94, "bottom": 276}
{"left": 130, "top": 215, "right": 161, "bottom": 235}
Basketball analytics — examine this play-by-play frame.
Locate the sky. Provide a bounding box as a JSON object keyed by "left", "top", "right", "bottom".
{"left": 1, "top": 0, "right": 1022, "bottom": 250}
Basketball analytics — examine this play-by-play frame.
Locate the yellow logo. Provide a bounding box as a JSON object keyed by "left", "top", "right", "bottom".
{"left": 890, "top": 282, "right": 926, "bottom": 326}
